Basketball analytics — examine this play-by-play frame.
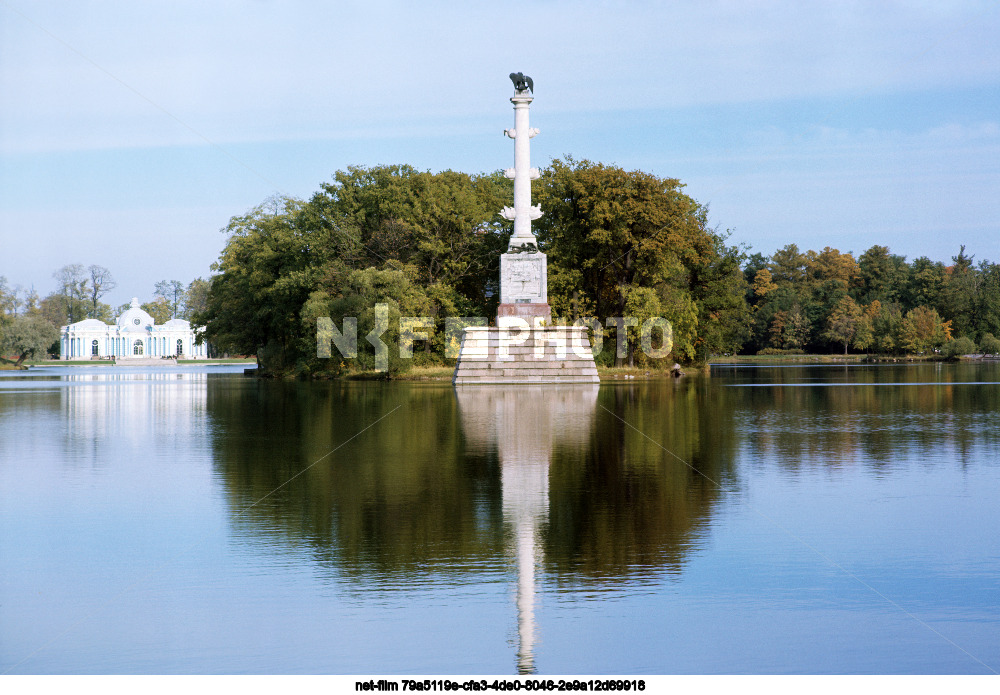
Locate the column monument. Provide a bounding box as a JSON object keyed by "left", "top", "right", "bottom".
{"left": 498, "top": 72, "right": 550, "bottom": 324}
{"left": 452, "top": 74, "right": 599, "bottom": 385}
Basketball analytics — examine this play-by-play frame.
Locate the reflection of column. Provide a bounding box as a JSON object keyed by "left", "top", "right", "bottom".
{"left": 456, "top": 385, "right": 598, "bottom": 674}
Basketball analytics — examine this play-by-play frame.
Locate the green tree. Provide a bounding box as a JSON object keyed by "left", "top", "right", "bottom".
{"left": 536, "top": 157, "right": 736, "bottom": 363}
{"left": 0, "top": 276, "right": 13, "bottom": 317}
{"left": 38, "top": 293, "right": 70, "bottom": 330}
{"left": 183, "top": 278, "right": 211, "bottom": 319}
{"left": 940, "top": 336, "right": 977, "bottom": 360}
{"left": 141, "top": 298, "right": 171, "bottom": 324}
{"left": 197, "top": 195, "right": 361, "bottom": 372}
{"left": 805, "top": 246, "right": 858, "bottom": 294}
{"left": 306, "top": 264, "right": 434, "bottom": 376}
{"left": 979, "top": 333, "right": 1000, "bottom": 355}
{"left": 870, "top": 302, "right": 904, "bottom": 354}
{"left": 853, "top": 308, "right": 875, "bottom": 353}
{"left": 972, "top": 261, "right": 1000, "bottom": 340}
{"left": 901, "top": 306, "right": 951, "bottom": 354}
{"left": 0, "top": 315, "right": 59, "bottom": 366}
{"left": 905, "top": 256, "right": 946, "bottom": 309}
{"left": 313, "top": 165, "right": 510, "bottom": 313}
{"left": 856, "top": 245, "right": 908, "bottom": 305}
{"left": 768, "top": 243, "right": 809, "bottom": 287}
{"left": 937, "top": 246, "right": 977, "bottom": 338}
{"left": 201, "top": 161, "right": 747, "bottom": 371}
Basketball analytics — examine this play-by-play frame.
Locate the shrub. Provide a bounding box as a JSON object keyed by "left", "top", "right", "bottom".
{"left": 940, "top": 336, "right": 977, "bottom": 360}
{"left": 979, "top": 333, "right": 1000, "bottom": 356}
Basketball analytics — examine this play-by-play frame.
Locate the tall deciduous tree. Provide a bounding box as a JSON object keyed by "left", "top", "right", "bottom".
{"left": 141, "top": 298, "right": 171, "bottom": 324}
{"left": 183, "top": 278, "right": 211, "bottom": 319}
{"left": 197, "top": 195, "right": 358, "bottom": 367}
{"left": 938, "top": 246, "right": 977, "bottom": 338}
{"left": 857, "top": 245, "right": 908, "bottom": 306}
{"left": 87, "top": 265, "right": 116, "bottom": 318}
{"left": 154, "top": 280, "right": 186, "bottom": 318}
{"left": 52, "top": 264, "right": 89, "bottom": 324}
{"left": 313, "top": 165, "right": 510, "bottom": 313}
{"left": 536, "top": 157, "right": 740, "bottom": 362}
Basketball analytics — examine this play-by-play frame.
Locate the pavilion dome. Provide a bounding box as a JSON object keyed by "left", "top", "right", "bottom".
{"left": 116, "top": 297, "right": 156, "bottom": 331}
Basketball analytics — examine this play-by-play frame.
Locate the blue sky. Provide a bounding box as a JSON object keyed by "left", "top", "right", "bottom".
{"left": 2, "top": 0, "right": 999, "bottom": 308}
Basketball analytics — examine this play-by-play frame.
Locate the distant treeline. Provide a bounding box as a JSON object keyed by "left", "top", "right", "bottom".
{"left": 744, "top": 244, "right": 1000, "bottom": 357}
{"left": 190, "top": 159, "right": 999, "bottom": 375}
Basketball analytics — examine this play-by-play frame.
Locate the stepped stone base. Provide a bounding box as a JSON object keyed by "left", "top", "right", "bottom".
{"left": 453, "top": 325, "right": 599, "bottom": 384}
{"left": 115, "top": 357, "right": 178, "bottom": 366}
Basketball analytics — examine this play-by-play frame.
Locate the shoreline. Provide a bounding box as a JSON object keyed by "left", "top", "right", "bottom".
{"left": 23, "top": 359, "right": 257, "bottom": 368}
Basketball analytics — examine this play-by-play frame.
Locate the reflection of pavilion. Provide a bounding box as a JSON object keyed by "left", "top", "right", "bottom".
{"left": 61, "top": 371, "right": 209, "bottom": 446}
{"left": 456, "top": 385, "right": 598, "bottom": 674}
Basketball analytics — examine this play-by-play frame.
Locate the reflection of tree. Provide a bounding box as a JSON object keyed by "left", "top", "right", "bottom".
{"left": 732, "top": 364, "right": 1000, "bottom": 471}
{"left": 545, "top": 380, "right": 739, "bottom": 580}
{"left": 208, "top": 381, "right": 504, "bottom": 580}
{"left": 206, "top": 364, "right": 999, "bottom": 586}
{"left": 207, "top": 379, "right": 743, "bottom": 587}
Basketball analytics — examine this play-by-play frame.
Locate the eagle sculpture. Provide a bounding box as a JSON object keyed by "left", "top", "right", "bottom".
{"left": 509, "top": 72, "right": 533, "bottom": 93}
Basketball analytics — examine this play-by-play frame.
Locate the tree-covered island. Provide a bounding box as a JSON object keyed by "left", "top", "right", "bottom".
{"left": 190, "top": 159, "right": 1000, "bottom": 377}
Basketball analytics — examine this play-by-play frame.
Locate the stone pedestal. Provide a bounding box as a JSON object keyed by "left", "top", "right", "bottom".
{"left": 498, "top": 249, "right": 550, "bottom": 322}
{"left": 453, "top": 325, "right": 599, "bottom": 384}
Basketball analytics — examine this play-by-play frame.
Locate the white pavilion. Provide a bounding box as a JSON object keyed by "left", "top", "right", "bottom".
{"left": 60, "top": 297, "right": 207, "bottom": 360}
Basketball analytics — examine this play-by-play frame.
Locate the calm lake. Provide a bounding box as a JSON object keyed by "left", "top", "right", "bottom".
{"left": 1, "top": 363, "right": 998, "bottom": 675}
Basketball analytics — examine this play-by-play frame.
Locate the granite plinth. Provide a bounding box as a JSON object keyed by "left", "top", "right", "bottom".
{"left": 497, "top": 303, "right": 552, "bottom": 322}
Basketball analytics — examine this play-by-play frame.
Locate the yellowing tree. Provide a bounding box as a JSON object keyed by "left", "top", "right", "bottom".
{"left": 823, "top": 296, "right": 863, "bottom": 354}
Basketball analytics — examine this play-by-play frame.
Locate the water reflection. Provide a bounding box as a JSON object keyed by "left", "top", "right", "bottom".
{"left": 204, "top": 379, "right": 733, "bottom": 673}
{"left": 456, "top": 386, "right": 598, "bottom": 673}
{"left": 715, "top": 364, "right": 1000, "bottom": 472}
{"left": 4, "top": 364, "right": 999, "bottom": 673}
{"left": 207, "top": 382, "right": 504, "bottom": 580}
{"left": 60, "top": 372, "right": 209, "bottom": 449}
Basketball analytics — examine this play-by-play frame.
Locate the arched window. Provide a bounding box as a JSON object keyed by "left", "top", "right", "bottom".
{"left": 133, "top": 339, "right": 144, "bottom": 356}
{"left": 92, "top": 340, "right": 99, "bottom": 356}
{"left": 176, "top": 339, "right": 183, "bottom": 356}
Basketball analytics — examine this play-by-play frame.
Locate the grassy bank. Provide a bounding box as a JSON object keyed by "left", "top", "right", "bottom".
{"left": 27, "top": 360, "right": 114, "bottom": 366}
{"left": 24, "top": 358, "right": 257, "bottom": 367}
{"left": 341, "top": 364, "right": 696, "bottom": 382}
{"left": 177, "top": 358, "right": 257, "bottom": 364}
